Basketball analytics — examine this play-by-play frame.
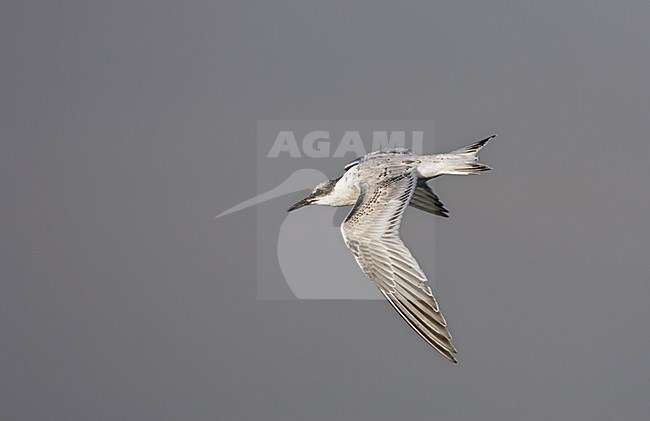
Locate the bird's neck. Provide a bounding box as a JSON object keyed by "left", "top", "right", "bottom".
{"left": 318, "top": 177, "right": 359, "bottom": 207}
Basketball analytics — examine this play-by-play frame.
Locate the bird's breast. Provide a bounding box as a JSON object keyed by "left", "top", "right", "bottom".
{"left": 329, "top": 175, "right": 360, "bottom": 206}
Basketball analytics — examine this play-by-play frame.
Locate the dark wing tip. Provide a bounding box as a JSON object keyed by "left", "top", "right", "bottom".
{"left": 410, "top": 181, "right": 450, "bottom": 217}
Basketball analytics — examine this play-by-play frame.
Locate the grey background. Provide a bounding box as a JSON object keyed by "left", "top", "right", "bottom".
{"left": 2, "top": 1, "right": 649, "bottom": 420}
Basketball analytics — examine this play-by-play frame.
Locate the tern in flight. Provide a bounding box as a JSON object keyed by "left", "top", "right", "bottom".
{"left": 287, "top": 135, "right": 495, "bottom": 363}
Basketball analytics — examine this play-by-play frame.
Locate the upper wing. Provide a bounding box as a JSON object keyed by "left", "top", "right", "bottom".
{"left": 409, "top": 180, "right": 449, "bottom": 217}
{"left": 341, "top": 171, "right": 458, "bottom": 362}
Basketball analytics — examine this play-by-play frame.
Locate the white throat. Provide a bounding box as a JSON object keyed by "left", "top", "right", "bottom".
{"left": 316, "top": 176, "right": 359, "bottom": 207}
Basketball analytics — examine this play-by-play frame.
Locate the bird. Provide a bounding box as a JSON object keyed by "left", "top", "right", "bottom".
{"left": 287, "top": 134, "right": 495, "bottom": 363}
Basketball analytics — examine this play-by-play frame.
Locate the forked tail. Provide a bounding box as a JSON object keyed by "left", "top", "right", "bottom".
{"left": 417, "top": 134, "right": 495, "bottom": 178}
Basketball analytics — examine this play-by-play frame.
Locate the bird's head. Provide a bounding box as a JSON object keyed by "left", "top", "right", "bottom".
{"left": 287, "top": 177, "right": 341, "bottom": 211}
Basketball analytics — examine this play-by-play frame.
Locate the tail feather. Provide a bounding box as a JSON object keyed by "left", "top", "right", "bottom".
{"left": 417, "top": 134, "right": 495, "bottom": 178}
{"left": 443, "top": 162, "right": 492, "bottom": 175}
{"left": 451, "top": 134, "right": 496, "bottom": 156}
